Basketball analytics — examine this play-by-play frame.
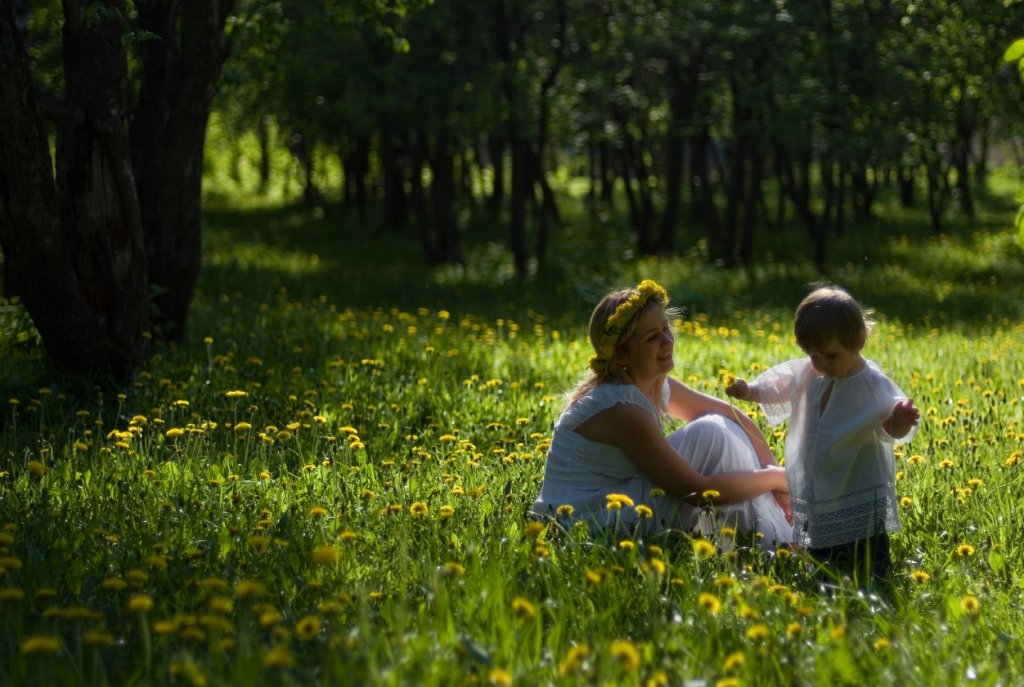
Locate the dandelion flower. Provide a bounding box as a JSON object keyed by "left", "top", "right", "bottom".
{"left": 701, "top": 489, "right": 720, "bottom": 501}
{"left": 308, "top": 506, "right": 329, "bottom": 519}
{"left": 745, "top": 624, "right": 770, "bottom": 641}
{"left": 960, "top": 595, "right": 980, "bottom": 616}
{"left": 956, "top": 543, "right": 975, "bottom": 558}
{"left": 697, "top": 592, "right": 721, "bottom": 615}
{"left": 609, "top": 639, "right": 641, "bottom": 671}
{"left": 438, "top": 504, "right": 455, "bottom": 520}
{"left": 511, "top": 596, "right": 536, "bottom": 620}
{"left": 128, "top": 594, "right": 154, "bottom": 613}
{"left": 618, "top": 539, "right": 636, "bottom": 551}
{"left": 234, "top": 580, "right": 267, "bottom": 600}
{"left": 606, "top": 493, "right": 634, "bottom": 510}
{"left": 263, "top": 645, "right": 294, "bottom": 668}
{"left": 899, "top": 496, "right": 913, "bottom": 508}
{"left": 873, "top": 638, "right": 890, "bottom": 652}
{"left": 910, "top": 570, "right": 932, "bottom": 583}
{"left": 84, "top": 628, "right": 114, "bottom": 647}
{"left": 27, "top": 461, "right": 48, "bottom": 477}
{"left": 0, "top": 587, "right": 25, "bottom": 601}
{"left": 722, "top": 650, "right": 744, "bottom": 672}
{"left": 785, "top": 622, "right": 802, "bottom": 639}
{"left": 21, "top": 634, "right": 61, "bottom": 655}
{"left": 409, "top": 502, "right": 429, "bottom": 519}
{"left": 635, "top": 504, "right": 653, "bottom": 519}
{"left": 488, "top": 668, "right": 513, "bottom": 686}
{"left": 555, "top": 504, "right": 574, "bottom": 518}
{"left": 295, "top": 614, "right": 322, "bottom": 640}
{"left": 692, "top": 539, "right": 716, "bottom": 558}
{"left": 442, "top": 561, "right": 465, "bottom": 576}
{"left": 165, "top": 428, "right": 184, "bottom": 439}
{"left": 311, "top": 545, "right": 341, "bottom": 567}
{"left": 557, "top": 644, "right": 590, "bottom": 677}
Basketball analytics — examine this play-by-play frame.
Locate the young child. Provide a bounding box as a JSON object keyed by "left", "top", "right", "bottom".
{"left": 726, "top": 285, "right": 919, "bottom": 590}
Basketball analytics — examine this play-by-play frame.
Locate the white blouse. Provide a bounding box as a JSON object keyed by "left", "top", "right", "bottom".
{"left": 750, "top": 358, "right": 917, "bottom": 548}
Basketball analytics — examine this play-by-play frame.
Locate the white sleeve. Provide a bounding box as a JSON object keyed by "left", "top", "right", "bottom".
{"left": 751, "top": 359, "right": 806, "bottom": 426}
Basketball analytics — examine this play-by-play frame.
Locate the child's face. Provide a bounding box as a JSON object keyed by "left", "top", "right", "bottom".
{"left": 802, "top": 338, "right": 863, "bottom": 379}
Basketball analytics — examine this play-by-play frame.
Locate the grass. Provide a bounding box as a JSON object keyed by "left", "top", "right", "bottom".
{"left": 1, "top": 168, "right": 1023, "bottom": 686}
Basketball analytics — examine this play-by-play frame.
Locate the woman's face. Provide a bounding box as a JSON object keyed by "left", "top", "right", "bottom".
{"left": 617, "top": 304, "right": 674, "bottom": 382}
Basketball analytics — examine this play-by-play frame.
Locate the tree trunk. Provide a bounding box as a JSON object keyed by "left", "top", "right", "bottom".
{"left": 131, "top": 0, "right": 235, "bottom": 339}
{"left": 0, "top": 0, "right": 148, "bottom": 379}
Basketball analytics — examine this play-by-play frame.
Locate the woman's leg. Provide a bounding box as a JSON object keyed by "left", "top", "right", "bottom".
{"left": 666, "top": 415, "right": 792, "bottom": 549}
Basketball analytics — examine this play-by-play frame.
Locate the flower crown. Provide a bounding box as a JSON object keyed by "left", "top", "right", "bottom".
{"left": 588, "top": 279, "right": 669, "bottom": 375}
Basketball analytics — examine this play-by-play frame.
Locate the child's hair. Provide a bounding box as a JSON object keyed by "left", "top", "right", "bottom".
{"left": 794, "top": 284, "right": 875, "bottom": 351}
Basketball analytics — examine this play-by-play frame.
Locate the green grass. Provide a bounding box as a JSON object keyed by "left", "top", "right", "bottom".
{"left": 1, "top": 173, "right": 1023, "bottom": 686}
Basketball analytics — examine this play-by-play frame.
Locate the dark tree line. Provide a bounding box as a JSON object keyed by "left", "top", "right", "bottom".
{"left": 2, "top": 0, "right": 1023, "bottom": 379}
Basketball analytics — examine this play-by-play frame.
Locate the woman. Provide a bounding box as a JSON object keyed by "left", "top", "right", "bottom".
{"left": 533, "top": 280, "right": 792, "bottom": 548}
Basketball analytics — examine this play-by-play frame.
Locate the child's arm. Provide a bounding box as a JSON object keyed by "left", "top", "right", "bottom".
{"left": 725, "top": 377, "right": 759, "bottom": 402}
{"left": 883, "top": 398, "right": 920, "bottom": 439}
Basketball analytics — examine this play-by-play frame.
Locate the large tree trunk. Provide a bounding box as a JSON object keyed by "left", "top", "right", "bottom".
{"left": 0, "top": 0, "right": 148, "bottom": 379}
{"left": 131, "top": 0, "right": 234, "bottom": 339}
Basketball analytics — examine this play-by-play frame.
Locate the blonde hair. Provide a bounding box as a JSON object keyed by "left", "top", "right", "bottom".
{"left": 794, "top": 284, "right": 875, "bottom": 351}
{"left": 565, "top": 283, "right": 676, "bottom": 412}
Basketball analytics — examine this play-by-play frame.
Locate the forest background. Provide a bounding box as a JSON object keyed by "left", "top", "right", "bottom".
{"left": 2, "top": 1, "right": 1024, "bottom": 686}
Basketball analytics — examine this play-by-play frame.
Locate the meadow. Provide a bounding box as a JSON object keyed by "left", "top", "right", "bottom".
{"left": 1, "top": 171, "right": 1024, "bottom": 686}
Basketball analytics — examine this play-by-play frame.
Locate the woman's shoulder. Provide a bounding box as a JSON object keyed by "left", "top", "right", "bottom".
{"left": 561, "top": 383, "right": 654, "bottom": 427}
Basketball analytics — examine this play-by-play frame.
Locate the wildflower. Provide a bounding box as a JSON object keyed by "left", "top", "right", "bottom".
{"left": 635, "top": 504, "right": 654, "bottom": 519}
{"left": 438, "top": 504, "right": 455, "bottom": 520}
{"left": 649, "top": 558, "right": 667, "bottom": 576}
{"left": 829, "top": 626, "right": 847, "bottom": 641}
{"left": 295, "top": 614, "right": 321, "bottom": 640}
{"left": 938, "top": 459, "right": 955, "bottom": 470}
{"left": 606, "top": 493, "right": 635, "bottom": 510}
{"left": 165, "top": 428, "right": 184, "bottom": 439}
{"left": 960, "top": 595, "right": 980, "bottom": 617}
{"left": 910, "top": 570, "right": 932, "bottom": 583}
{"left": 874, "top": 638, "right": 890, "bottom": 652}
{"left": 723, "top": 650, "right": 745, "bottom": 672}
{"left": 786, "top": 622, "right": 802, "bottom": 639}
{"left": 584, "top": 569, "right": 603, "bottom": 586}
{"left": 311, "top": 545, "right": 341, "bottom": 567}
{"left": 649, "top": 487, "right": 665, "bottom": 497}
{"left": 619, "top": 539, "right": 636, "bottom": 551}
{"left": 84, "top": 628, "right": 114, "bottom": 647}
{"left": 523, "top": 522, "right": 545, "bottom": 539}
{"left": 511, "top": 596, "right": 536, "bottom": 620}
{"left": 746, "top": 623, "right": 770, "bottom": 641}
{"left": 956, "top": 543, "right": 975, "bottom": 558}
{"left": 263, "top": 645, "right": 295, "bottom": 668}
{"left": 482, "top": 667, "right": 513, "bottom": 687}
{"left": 225, "top": 390, "right": 248, "bottom": 399}
{"left": 701, "top": 489, "right": 721, "bottom": 501}
{"left": 442, "top": 561, "right": 465, "bottom": 576}
{"left": 308, "top": 506, "right": 329, "bottom": 519}
{"left": 697, "top": 592, "right": 722, "bottom": 615}
{"left": 21, "top": 634, "right": 61, "bottom": 655}
{"left": 102, "top": 577, "right": 128, "bottom": 591}
{"left": 899, "top": 496, "right": 913, "bottom": 508}
{"left": 609, "top": 639, "right": 641, "bottom": 671}
{"left": 128, "top": 594, "right": 154, "bottom": 612}
{"left": 409, "top": 502, "right": 429, "bottom": 519}
{"left": 0, "top": 587, "right": 24, "bottom": 601}
{"left": 716, "top": 678, "right": 740, "bottom": 687}
{"left": 720, "top": 525, "right": 736, "bottom": 538}
{"left": 27, "top": 461, "right": 48, "bottom": 477}
{"left": 557, "top": 644, "right": 590, "bottom": 677}
{"left": 234, "top": 422, "right": 252, "bottom": 431}
{"left": 234, "top": 580, "right": 267, "bottom": 600}
{"left": 692, "top": 539, "right": 716, "bottom": 558}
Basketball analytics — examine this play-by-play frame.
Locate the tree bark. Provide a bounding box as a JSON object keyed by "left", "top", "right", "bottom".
{"left": 131, "top": 0, "right": 235, "bottom": 339}
{"left": 0, "top": 0, "right": 148, "bottom": 379}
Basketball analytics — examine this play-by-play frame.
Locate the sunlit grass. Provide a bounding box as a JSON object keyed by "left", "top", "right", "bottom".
{"left": 1, "top": 179, "right": 1023, "bottom": 685}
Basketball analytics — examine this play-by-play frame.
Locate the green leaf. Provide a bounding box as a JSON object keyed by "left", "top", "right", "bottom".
{"left": 988, "top": 547, "right": 1005, "bottom": 575}
{"left": 1004, "top": 38, "right": 1024, "bottom": 64}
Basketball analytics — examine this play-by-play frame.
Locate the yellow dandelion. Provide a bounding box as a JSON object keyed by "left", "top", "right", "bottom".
{"left": 557, "top": 644, "right": 590, "bottom": 677}
{"left": 263, "top": 644, "right": 294, "bottom": 668}
{"left": 873, "top": 638, "right": 890, "bottom": 652}
{"left": 746, "top": 623, "right": 771, "bottom": 641}
{"left": 409, "top": 502, "right": 429, "bottom": 519}
{"left": 960, "top": 595, "right": 980, "bottom": 616}
{"left": 27, "top": 461, "right": 48, "bottom": 477}
{"left": 716, "top": 678, "right": 741, "bottom": 687}
{"left": 649, "top": 487, "right": 665, "bottom": 497}
{"left": 722, "top": 650, "right": 745, "bottom": 672}
{"left": 692, "top": 538, "right": 716, "bottom": 558}
{"left": 127, "top": 594, "right": 153, "bottom": 613}
{"left": 555, "top": 504, "right": 574, "bottom": 517}
{"left": 910, "top": 570, "right": 932, "bottom": 583}
{"left": 488, "top": 667, "right": 513, "bottom": 686}
{"left": 234, "top": 579, "right": 267, "bottom": 600}
{"left": 511, "top": 596, "right": 536, "bottom": 620}
{"left": 938, "top": 459, "right": 955, "bottom": 470}
{"left": 649, "top": 558, "right": 667, "bottom": 576}
{"left": 956, "top": 543, "right": 975, "bottom": 558}
{"left": 84, "top": 628, "right": 114, "bottom": 647}
{"left": 234, "top": 422, "right": 252, "bottom": 431}
{"left": 697, "top": 592, "right": 722, "bottom": 615}
{"left": 21, "top": 634, "right": 61, "bottom": 655}
{"left": 102, "top": 577, "right": 128, "bottom": 592}
{"left": 899, "top": 496, "right": 913, "bottom": 508}
{"left": 606, "top": 493, "right": 635, "bottom": 509}
{"left": 619, "top": 539, "right": 636, "bottom": 551}
{"left": 829, "top": 626, "right": 847, "bottom": 641}
{"left": 295, "top": 614, "right": 321, "bottom": 640}
{"left": 225, "top": 390, "right": 248, "bottom": 399}
{"left": 311, "top": 545, "right": 341, "bottom": 567}
{"left": 0, "top": 587, "right": 25, "bottom": 601}
{"left": 720, "top": 525, "right": 736, "bottom": 538}
{"left": 701, "top": 489, "right": 721, "bottom": 501}
{"left": 635, "top": 504, "right": 653, "bottom": 519}
{"left": 609, "top": 639, "right": 641, "bottom": 671}
{"left": 786, "top": 621, "right": 802, "bottom": 639}
{"left": 443, "top": 561, "right": 465, "bottom": 576}
{"left": 308, "top": 506, "right": 329, "bottom": 519}
{"left": 584, "top": 569, "right": 603, "bottom": 586}
{"left": 438, "top": 504, "right": 455, "bottom": 520}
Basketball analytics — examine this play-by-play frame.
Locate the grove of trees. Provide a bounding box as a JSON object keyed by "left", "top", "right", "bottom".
{"left": 2, "top": 0, "right": 1023, "bottom": 378}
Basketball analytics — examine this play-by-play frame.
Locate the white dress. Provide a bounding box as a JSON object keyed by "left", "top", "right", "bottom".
{"left": 532, "top": 382, "right": 792, "bottom": 549}
{"left": 750, "top": 358, "right": 917, "bottom": 548}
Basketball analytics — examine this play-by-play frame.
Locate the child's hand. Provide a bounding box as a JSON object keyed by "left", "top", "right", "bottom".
{"left": 725, "top": 378, "right": 751, "bottom": 401}
{"left": 884, "top": 398, "right": 920, "bottom": 439}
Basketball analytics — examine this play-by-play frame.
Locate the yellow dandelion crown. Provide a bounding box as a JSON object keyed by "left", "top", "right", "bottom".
{"left": 588, "top": 279, "right": 669, "bottom": 375}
